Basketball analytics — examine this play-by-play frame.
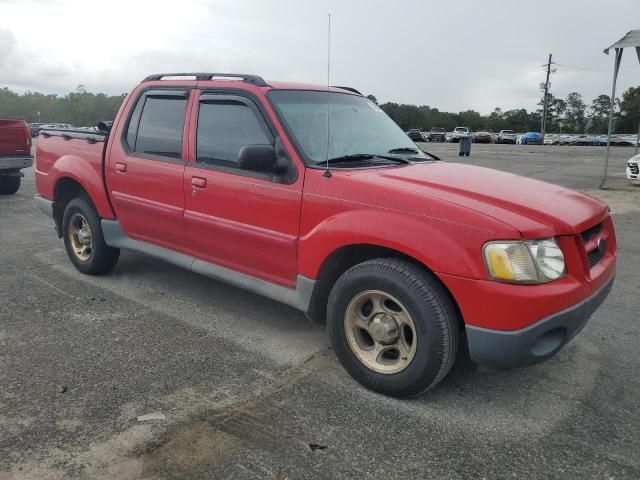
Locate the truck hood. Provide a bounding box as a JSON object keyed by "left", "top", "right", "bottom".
{"left": 361, "top": 162, "right": 608, "bottom": 237}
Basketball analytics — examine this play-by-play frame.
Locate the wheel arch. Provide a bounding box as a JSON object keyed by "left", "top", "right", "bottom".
{"left": 52, "top": 177, "right": 105, "bottom": 238}
{"left": 48, "top": 152, "right": 115, "bottom": 225}
{"left": 306, "top": 243, "right": 464, "bottom": 331}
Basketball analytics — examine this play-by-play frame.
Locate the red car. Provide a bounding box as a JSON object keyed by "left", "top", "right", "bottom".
{"left": 0, "top": 118, "right": 33, "bottom": 194}
{"left": 34, "top": 73, "right": 616, "bottom": 397}
{"left": 428, "top": 127, "right": 446, "bottom": 142}
{"left": 472, "top": 131, "right": 492, "bottom": 143}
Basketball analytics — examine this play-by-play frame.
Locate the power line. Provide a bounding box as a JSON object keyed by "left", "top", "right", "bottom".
{"left": 554, "top": 63, "right": 607, "bottom": 73}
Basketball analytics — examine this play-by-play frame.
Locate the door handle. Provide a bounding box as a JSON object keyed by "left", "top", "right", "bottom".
{"left": 115, "top": 162, "right": 127, "bottom": 173}
{"left": 191, "top": 176, "right": 206, "bottom": 188}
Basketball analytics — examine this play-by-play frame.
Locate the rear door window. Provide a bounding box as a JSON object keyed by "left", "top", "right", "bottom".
{"left": 126, "top": 94, "right": 188, "bottom": 159}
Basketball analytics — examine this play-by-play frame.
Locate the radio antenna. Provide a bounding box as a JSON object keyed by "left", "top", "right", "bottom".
{"left": 324, "top": 12, "right": 332, "bottom": 178}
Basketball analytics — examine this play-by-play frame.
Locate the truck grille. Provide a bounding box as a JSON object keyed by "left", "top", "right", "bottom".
{"left": 580, "top": 222, "right": 602, "bottom": 244}
{"left": 580, "top": 222, "right": 606, "bottom": 269}
{"left": 629, "top": 162, "right": 639, "bottom": 175}
{"left": 587, "top": 240, "right": 606, "bottom": 268}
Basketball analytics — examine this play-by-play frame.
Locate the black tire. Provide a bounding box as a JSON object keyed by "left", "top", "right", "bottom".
{"left": 0, "top": 176, "right": 20, "bottom": 195}
{"left": 327, "top": 258, "right": 459, "bottom": 397}
{"left": 62, "top": 196, "right": 120, "bottom": 275}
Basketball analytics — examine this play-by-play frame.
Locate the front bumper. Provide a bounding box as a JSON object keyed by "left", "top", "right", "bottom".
{"left": 0, "top": 155, "right": 34, "bottom": 171}
{"left": 465, "top": 275, "right": 614, "bottom": 369}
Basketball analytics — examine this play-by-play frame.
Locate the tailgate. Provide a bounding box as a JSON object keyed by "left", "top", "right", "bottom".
{"left": 0, "top": 118, "right": 30, "bottom": 157}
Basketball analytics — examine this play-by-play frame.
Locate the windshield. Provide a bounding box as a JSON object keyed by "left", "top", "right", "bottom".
{"left": 269, "top": 90, "right": 426, "bottom": 165}
{"left": 432, "top": 128, "right": 445, "bottom": 132}
{"left": 454, "top": 127, "right": 467, "bottom": 132}
{"left": 503, "top": 130, "right": 514, "bottom": 134}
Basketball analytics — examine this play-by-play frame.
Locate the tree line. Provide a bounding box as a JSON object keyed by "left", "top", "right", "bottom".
{"left": 369, "top": 86, "right": 640, "bottom": 134}
{"left": 0, "top": 86, "right": 126, "bottom": 127}
{"left": 1, "top": 83, "right": 639, "bottom": 134}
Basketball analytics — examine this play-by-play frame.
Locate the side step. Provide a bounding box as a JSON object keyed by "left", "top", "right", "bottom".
{"left": 101, "top": 219, "right": 314, "bottom": 312}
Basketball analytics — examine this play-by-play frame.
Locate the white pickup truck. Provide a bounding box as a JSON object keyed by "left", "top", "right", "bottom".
{"left": 450, "top": 126, "right": 470, "bottom": 143}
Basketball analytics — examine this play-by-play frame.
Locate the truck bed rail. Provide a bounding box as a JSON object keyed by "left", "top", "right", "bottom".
{"left": 39, "top": 129, "right": 106, "bottom": 144}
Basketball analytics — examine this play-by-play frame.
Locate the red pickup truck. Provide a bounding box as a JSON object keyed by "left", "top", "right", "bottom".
{"left": 34, "top": 73, "right": 616, "bottom": 397}
{"left": 0, "top": 117, "right": 33, "bottom": 194}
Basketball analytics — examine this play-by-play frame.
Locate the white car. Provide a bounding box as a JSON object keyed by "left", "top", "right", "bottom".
{"left": 496, "top": 130, "right": 518, "bottom": 144}
{"left": 450, "top": 127, "right": 470, "bottom": 143}
{"left": 627, "top": 154, "right": 640, "bottom": 184}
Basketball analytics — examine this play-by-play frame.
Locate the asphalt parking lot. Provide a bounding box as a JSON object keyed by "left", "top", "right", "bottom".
{"left": 1, "top": 143, "right": 639, "bottom": 479}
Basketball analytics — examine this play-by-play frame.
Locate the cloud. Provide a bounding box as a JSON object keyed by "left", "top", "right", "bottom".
{"left": 1, "top": 0, "right": 638, "bottom": 112}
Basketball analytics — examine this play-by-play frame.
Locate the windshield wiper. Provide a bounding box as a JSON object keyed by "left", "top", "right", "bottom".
{"left": 388, "top": 147, "right": 420, "bottom": 154}
{"left": 388, "top": 146, "right": 441, "bottom": 161}
{"left": 315, "top": 154, "right": 409, "bottom": 165}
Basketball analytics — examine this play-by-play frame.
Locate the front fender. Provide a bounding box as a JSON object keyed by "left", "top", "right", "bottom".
{"left": 48, "top": 154, "right": 115, "bottom": 219}
{"left": 298, "top": 209, "right": 489, "bottom": 280}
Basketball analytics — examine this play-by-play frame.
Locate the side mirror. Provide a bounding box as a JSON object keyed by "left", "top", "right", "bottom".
{"left": 238, "top": 145, "right": 277, "bottom": 172}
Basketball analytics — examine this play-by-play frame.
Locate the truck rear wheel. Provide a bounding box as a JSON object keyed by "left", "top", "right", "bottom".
{"left": 0, "top": 176, "right": 20, "bottom": 195}
{"left": 62, "top": 196, "right": 120, "bottom": 275}
{"left": 327, "top": 258, "right": 459, "bottom": 397}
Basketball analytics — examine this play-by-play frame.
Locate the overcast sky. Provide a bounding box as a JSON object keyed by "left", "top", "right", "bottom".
{"left": 1, "top": 0, "right": 638, "bottom": 113}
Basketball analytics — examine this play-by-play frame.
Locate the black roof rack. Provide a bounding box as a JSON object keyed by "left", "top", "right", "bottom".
{"left": 330, "top": 85, "right": 362, "bottom": 96}
{"left": 143, "top": 73, "right": 268, "bottom": 87}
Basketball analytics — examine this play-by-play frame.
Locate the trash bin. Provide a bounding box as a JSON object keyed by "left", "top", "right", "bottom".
{"left": 459, "top": 136, "right": 471, "bottom": 157}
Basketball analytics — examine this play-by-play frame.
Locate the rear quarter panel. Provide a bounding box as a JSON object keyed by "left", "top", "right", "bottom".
{"left": 35, "top": 135, "right": 115, "bottom": 218}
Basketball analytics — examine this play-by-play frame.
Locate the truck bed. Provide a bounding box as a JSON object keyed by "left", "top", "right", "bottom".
{"left": 35, "top": 129, "right": 109, "bottom": 209}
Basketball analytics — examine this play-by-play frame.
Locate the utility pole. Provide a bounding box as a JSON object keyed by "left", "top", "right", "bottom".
{"left": 541, "top": 53, "right": 553, "bottom": 141}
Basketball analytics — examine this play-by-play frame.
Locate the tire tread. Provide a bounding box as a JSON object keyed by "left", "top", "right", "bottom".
{"left": 328, "top": 258, "right": 459, "bottom": 397}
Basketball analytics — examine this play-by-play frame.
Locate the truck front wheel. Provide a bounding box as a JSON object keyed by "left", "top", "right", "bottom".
{"left": 62, "top": 197, "right": 120, "bottom": 275}
{"left": 0, "top": 176, "right": 21, "bottom": 195}
{"left": 327, "top": 258, "right": 459, "bottom": 397}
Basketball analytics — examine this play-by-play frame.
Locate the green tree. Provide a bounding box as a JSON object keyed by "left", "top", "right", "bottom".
{"left": 0, "top": 87, "right": 125, "bottom": 126}
{"left": 587, "top": 94, "right": 612, "bottom": 133}
{"left": 616, "top": 86, "right": 640, "bottom": 134}
{"left": 456, "top": 110, "right": 484, "bottom": 131}
{"left": 487, "top": 107, "right": 505, "bottom": 132}
{"left": 503, "top": 109, "right": 534, "bottom": 132}
{"left": 366, "top": 94, "right": 378, "bottom": 105}
{"left": 537, "top": 93, "right": 567, "bottom": 133}
{"left": 563, "top": 92, "right": 587, "bottom": 133}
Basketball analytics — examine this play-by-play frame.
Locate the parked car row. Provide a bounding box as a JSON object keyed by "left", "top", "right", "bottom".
{"left": 28, "top": 122, "right": 75, "bottom": 137}
{"left": 406, "top": 129, "right": 639, "bottom": 148}
{"left": 543, "top": 134, "right": 640, "bottom": 147}
{"left": 406, "top": 128, "right": 545, "bottom": 145}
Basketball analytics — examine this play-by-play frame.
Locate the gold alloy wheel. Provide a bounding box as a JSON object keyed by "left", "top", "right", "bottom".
{"left": 68, "top": 213, "right": 93, "bottom": 261}
{"left": 344, "top": 290, "right": 418, "bottom": 374}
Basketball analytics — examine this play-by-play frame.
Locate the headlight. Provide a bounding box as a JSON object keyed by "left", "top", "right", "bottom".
{"left": 483, "top": 239, "right": 565, "bottom": 283}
